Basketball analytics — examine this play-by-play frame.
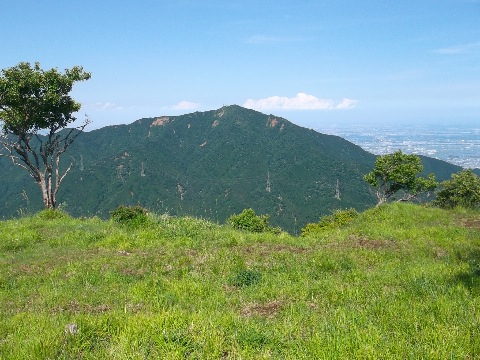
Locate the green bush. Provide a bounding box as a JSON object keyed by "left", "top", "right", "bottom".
{"left": 227, "top": 208, "right": 269, "bottom": 233}
{"left": 110, "top": 205, "right": 149, "bottom": 226}
{"left": 301, "top": 208, "right": 358, "bottom": 237}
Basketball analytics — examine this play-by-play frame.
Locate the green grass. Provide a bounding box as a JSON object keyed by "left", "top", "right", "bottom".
{"left": 0, "top": 203, "right": 479, "bottom": 358}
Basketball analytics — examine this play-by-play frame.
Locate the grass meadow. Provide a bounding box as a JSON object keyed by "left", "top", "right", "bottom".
{"left": 0, "top": 203, "right": 479, "bottom": 359}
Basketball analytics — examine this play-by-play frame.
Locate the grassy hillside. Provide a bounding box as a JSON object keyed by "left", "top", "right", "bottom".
{"left": 0, "top": 203, "right": 479, "bottom": 358}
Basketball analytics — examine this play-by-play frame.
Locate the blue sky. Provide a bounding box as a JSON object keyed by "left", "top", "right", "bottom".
{"left": 1, "top": 0, "right": 479, "bottom": 129}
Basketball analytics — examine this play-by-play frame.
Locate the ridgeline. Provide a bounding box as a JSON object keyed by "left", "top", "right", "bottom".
{"left": 0, "top": 105, "right": 466, "bottom": 232}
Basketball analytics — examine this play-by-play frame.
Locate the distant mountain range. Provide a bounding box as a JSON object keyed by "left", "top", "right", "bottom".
{"left": 0, "top": 105, "right": 469, "bottom": 233}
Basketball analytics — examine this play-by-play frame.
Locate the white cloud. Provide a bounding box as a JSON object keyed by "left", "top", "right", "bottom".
{"left": 433, "top": 42, "right": 480, "bottom": 55}
{"left": 243, "top": 93, "right": 358, "bottom": 111}
{"left": 335, "top": 98, "right": 358, "bottom": 109}
{"left": 171, "top": 101, "right": 200, "bottom": 110}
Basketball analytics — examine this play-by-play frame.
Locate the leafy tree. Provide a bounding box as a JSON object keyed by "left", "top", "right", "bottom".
{"left": 0, "top": 62, "right": 91, "bottom": 209}
{"left": 433, "top": 169, "right": 480, "bottom": 209}
{"left": 364, "top": 150, "right": 437, "bottom": 206}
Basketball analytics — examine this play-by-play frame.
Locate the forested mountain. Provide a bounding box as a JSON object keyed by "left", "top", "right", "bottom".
{"left": 0, "top": 105, "right": 468, "bottom": 232}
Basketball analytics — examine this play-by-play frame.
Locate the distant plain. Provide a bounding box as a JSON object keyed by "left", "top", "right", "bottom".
{"left": 317, "top": 123, "right": 480, "bottom": 169}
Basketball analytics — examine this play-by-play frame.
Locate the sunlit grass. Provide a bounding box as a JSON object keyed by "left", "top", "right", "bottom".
{"left": 0, "top": 203, "right": 479, "bottom": 358}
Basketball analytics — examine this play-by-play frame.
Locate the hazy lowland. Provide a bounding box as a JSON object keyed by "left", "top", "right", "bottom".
{"left": 318, "top": 123, "right": 480, "bottom": 169}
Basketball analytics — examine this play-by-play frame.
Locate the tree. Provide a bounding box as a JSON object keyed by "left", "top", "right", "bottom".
{"left": 0, "top": 62, "right": 91, "bottom": 209}
{"left": 364, "top": 150, "right": 437, "bottom": 206}
{"left": 433, "top": 169, "right": 480, "bottom": 209}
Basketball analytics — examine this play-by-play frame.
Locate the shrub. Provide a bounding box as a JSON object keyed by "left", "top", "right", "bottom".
{"left": 227, "top": 208, "right": 269, "bottom": 233}
{"left": 301, "top": 208, "right": 358, "bottom": 237}
{"left": 110, "top": 205, "right": 149, "bottom": 226}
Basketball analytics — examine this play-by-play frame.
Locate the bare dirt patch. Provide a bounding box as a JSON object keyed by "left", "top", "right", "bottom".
{"left": 215, "top": 108, "right": 225, "bottom": 118}
{"left": 240, "top": 243, "right": 308, "bottom": 257}
{"left": 151, "top": 117, "right": 170, "bottom": 126}
{"left": 267, "top": 117, "right": 278, "bottom": 127}
{"left": 432, "top": 247, "right": 448, "bottom": 259}
{"left": 19, "top": 264, "right": 43, "bottom": 275}
{"left": 461, "top": 219, "right": 480, "bottom": 229}
{"left": 328, "top": 235, "right": 397, "bottom": 250}
{"left": 240, "top": 300, "right": 284, "bottom": 318}
{"left": 120, "top": 267, "right": 147, "bottom": 277}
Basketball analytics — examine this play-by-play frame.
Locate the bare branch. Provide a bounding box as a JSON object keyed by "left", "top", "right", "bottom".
{"left": 54, "top": 160, "right": 74, "bottom": 200}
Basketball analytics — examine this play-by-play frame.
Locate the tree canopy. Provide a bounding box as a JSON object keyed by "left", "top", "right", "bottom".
{"left": 0, "top": 62, "right": 91, "bottom": 209}
{"left": 364, "top": 150, "right": 437, "bottom": 205}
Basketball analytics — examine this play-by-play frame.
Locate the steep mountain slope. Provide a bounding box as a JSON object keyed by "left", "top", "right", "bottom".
{"left": 0, "top": 105, "right": 470, "bottom": 232}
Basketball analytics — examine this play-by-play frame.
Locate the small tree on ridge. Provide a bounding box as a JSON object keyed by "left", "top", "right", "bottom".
{"left": 0, "top": 62, "right": 91, "bottom": 209}
{"left": 364, "top": 150, "right": 437, "bottom": 206}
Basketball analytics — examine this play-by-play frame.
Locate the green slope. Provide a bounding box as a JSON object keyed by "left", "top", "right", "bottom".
{"left": 0, "top": 204, "right": 479, "bottom": 358}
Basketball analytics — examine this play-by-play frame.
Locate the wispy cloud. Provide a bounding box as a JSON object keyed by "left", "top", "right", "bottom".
{"left": 171, "top": 101, "right": 200, "bottom": 110}
{"left": 86, "top": 102, "right": 124, "bottom": 111}
{"left": 243, "top": 93, "right": 358, "bottom": 111}
{"left": 433, "top": 42, "right": 480, "bottom": 55}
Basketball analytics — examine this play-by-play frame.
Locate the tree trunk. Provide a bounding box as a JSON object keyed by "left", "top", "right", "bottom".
{"left": 37, "top": 174, "right": 56, "bottom": 209}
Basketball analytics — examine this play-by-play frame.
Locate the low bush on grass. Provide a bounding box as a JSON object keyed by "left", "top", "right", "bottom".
{"left": 227, "top": 208, "right": 281, "bottom": 234}
{"left": 110, "top": 205, "right": 149, "bottom": 227}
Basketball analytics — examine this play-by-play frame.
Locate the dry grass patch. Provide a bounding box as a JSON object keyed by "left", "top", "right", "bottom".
{"left": 239, "top": 243, "right": 308, "bottom": 257}
{"left": 240, "top": 300, "right": 285, "bottom": 318}
{"left": 54, "top": 301, "right": 111, "bottom": 315}
{"left": 327, "top": 235, "right": 398, "bottom": 250}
